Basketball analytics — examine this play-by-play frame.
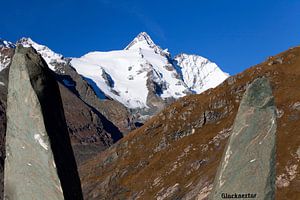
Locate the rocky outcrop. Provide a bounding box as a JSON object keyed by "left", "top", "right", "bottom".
{"left": 145, "top": 70, "right": 166, "bottom": 112}
{"left": 4, "top": 46, "right": 82, "bottom": 199}
{"left": 209, "top": 77, "right": 276, "bottom": 199}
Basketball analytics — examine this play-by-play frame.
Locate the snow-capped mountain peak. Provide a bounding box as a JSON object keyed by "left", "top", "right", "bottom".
{"left": 0, "top": 39, "right": 15, "bottom": 49}
{"left": 125, "top": 32, "right": 156, "bottom": 50}
{"left": 124, "top": 32, "right": 169, "bottom": 56}
{"left": 0, "top": 38, "right": 15, "bottom": 71}
{"left": 17, "top": 37, "right": 66, "bottom": 70}
{"left": 70, "top": 32, "right": 229, "bottom": 110}
{"left": 71, "top": 42, "right": 188, "bottom": 109}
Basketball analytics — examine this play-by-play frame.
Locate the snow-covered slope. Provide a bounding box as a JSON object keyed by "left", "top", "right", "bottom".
{"left": 0, "top": 39, "right": 15, "bottom": 49}
{"left": 174, "top": 53, "right": 229, "bottom": 93}
{"left": 71, "top": 32, "right": 229, "bottom": 109}
{"left": 71, "top": 33, "right": 188, "bottom": 108}
{"left": 18, "top": 38, "right": 66, "bottom": 70}
{"left": 0, "top": 39, "right": 15, "bottom": 71}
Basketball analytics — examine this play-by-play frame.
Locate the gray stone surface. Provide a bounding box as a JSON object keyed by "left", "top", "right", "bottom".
{"left": 209, "top": 77, "right": 276, "bottom": 200}
{"left": 4, "top": 46, "right": 82, "bottom": 199}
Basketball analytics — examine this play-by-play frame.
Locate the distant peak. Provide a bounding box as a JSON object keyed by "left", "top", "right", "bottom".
{"left": 125, "top": 32, "right": 157, "bottom": 50}
{"left": 17, "top": 37, "right": 51, "bottom": 52}
{"left": 124, "top": 32, "right": 170, "bottom": 56}
{"left": 16, "top": 37, "right": 66, "bottom": 70}
{"left": 135, "top": 32, "right": 154, "bottom": 44}
{"left": 17, "top": 37, "right": 37, "bottom": 47}
{"left": 0, "top": 38, "right": 15, "bottom": 48}
{"left": 19, "top": 37, "right": 32, "bottom": 42}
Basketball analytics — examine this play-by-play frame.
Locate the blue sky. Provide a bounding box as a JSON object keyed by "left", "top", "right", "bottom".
{"left": 1, "top": 0, "right": 300, "bottom": 75}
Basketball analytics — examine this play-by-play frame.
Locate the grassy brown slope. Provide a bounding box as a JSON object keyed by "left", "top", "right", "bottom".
{"left": 80, "top": 46, "right": 300, "bottom": 200}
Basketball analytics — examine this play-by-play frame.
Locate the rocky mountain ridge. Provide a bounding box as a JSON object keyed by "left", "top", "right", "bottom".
{"left": 70, "top": 32, "right": 229, "bottom": 117}
{"left": 1, "top": 32, "right": 229, "bottom": 126}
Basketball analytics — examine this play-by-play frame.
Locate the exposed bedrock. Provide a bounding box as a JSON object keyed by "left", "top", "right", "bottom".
{"left": 209, "top": 77, "right": 276, "bottom": 200}
{"left": 4, "top": 46, "right": 83, "bottom": 200}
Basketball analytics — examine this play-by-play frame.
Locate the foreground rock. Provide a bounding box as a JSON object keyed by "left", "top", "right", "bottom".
{"left": 209, "top": 77, "right": 276, "bottom": 199}
{"left": 4, "top": 46, "right": 82, "bottom": 199}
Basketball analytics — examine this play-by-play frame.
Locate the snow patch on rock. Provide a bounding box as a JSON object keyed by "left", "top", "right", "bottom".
{"left": 34, "top": 134, "right": 49, "bottom": 150}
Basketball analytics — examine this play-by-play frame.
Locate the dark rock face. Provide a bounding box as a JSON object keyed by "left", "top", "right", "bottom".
{"left": 58, "top": 82, "right": 122, "bottom": 164}
{"left": 143, "top": 69, "right": 182, "bottom": 122}
{"left": 145, "top": 70, "right": 166, "bottom": 113}
{"left": 0, "top": 100, "right": 5, "bottom": 200}
{"left": 210, "top": 77, "right": 276, "bottom": 199}
{"left": 4, "top": 46, "right": 83, "bottom": 199}
{"left": 0, "top": 48, "right": 13, "bottom": 200}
